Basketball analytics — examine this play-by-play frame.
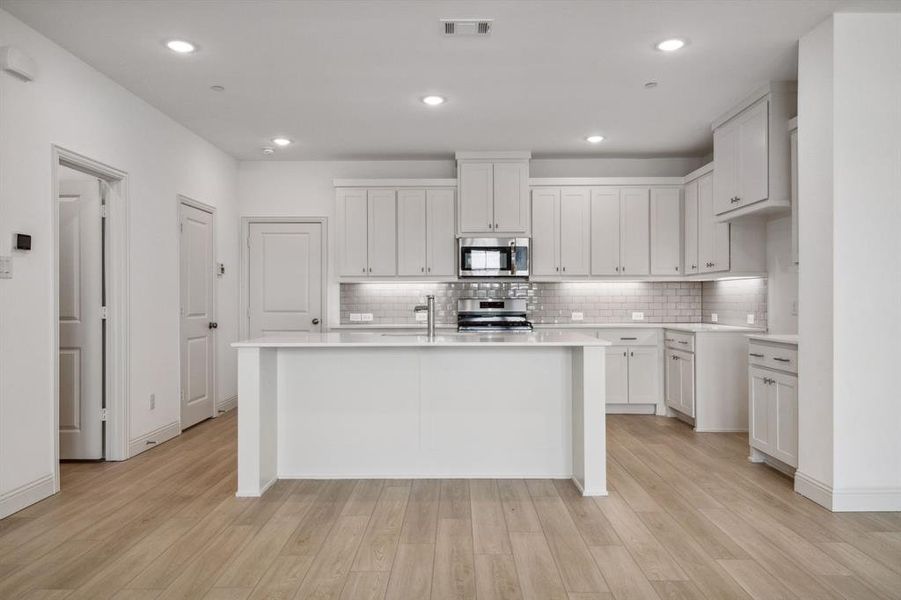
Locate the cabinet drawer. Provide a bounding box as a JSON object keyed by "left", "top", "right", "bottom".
{"left": 597, "top": 329, "right": 658, "bottom": 346}
{"left": 748, "top": 342, "right": 798, "bottom": 374}
{"left": 663, "top": 330, "right": 694, "bottom": 352}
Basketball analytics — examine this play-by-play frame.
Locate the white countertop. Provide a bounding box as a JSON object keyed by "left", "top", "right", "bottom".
{"left": 747, "top": 333, "right": 799, "bottom": 345}
{"left": 334, "top": 323, "right": 764, "bottom": 334}
{"left": 233, "top": 330, "right": 611, "bottom": 348}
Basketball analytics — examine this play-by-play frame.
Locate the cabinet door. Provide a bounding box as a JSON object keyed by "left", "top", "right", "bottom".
{"left": 627, "top": 347, "right": 658, "bottom": 404}
{"left": 650, "top": 187, "right": 682, "bottom": 275}
{"left": 770, "top": 372, "right": 798, "bottom": 467}
{"left": 458, "top": 162, "right": 494, "bottom": 233}
{"left": 605, "top": 347, "right": 629, "bottom": 405}
{"left": 590, "top": 188, "right": 620, "bottom": 275}
{"left": 620, "top": 188, "right": 650, "bottom": 275}
{"left": 493, "top": 162, "right": 529, "bottom": 233}
{"left": 713, "top": 122, "right": 739, "bottom": 215}
{"left": 683, "top": 180, "right": 699, "bottom": 274}
{"left": 679, "top": 353, "right": 695, "bottom": 417}
{"left": 367, "top": 189, "right": 397, "bottom": 276}
{"left": 338, "top": 188, "right": 369, "bottom": 276}
{"left": 737, "top": 99, "right": 769, "bottom": 208}
{"left": 665, "top": 350, "right": 682, "bottom": 411}
{"left": 749, "top": 367, "right": 771, "bottom": 453}
{"left": 531, "top": 189, "right": 560, "bottom": 277}
{"left": 698, "top": 173, "right": 730, "bottom": 273}
{"left": 397, "top": 189, "right": 427, "bottom": 276}
{"left": 426, "top": 189, "right": 456, "bottom": 277}
{"left": 560, "top": 188, "right": 591, "bottom": 275}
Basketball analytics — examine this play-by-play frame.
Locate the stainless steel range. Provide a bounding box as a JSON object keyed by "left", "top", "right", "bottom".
{"left": 456, "top": 298, "right": 533, "bottom": 332}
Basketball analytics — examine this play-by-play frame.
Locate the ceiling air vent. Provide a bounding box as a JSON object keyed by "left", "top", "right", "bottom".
{"left": 442, "top": 19, "right": 493, "bottom": 36}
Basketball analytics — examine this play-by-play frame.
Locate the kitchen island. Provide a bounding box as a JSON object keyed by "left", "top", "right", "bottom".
{"left": 233, "top": 331, "right": 609, "bottom": 497}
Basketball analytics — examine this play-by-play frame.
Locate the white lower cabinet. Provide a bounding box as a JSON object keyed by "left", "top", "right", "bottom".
{"left": 748, "top": 339, "right": 799, "bottom": 471}
{"left": 665, "top": 348, "right": 695, "bottom": 418}
{"left": 601, "top": 331, "right": 660, "bottom": 412}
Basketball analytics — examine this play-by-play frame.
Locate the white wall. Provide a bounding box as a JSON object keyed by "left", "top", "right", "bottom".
{"left": 237, "top": 156, "right": 703, "bottom": 328}
{"left": 0, "top": 10, "right": 239, "bottom": 516}
{"left": 765, "top": 216, "right": 798, "bottom": 334}
{"left": 797, "top": 13, "right": 901, "bottom": 511}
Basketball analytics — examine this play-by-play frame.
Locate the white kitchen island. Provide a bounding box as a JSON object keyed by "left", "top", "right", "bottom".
{"left": 232, "top": 331, "right": 609, "bottom": 497}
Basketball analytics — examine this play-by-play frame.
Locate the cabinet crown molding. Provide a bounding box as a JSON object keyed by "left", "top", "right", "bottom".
{"left": 455, "top": 151, "right": 531, "bottom": 160}
{"left": 333, "top": 178, "right": 457, "bottom": 188}
{"left": 711, "top": 81, "right": 798, "bottom": 131}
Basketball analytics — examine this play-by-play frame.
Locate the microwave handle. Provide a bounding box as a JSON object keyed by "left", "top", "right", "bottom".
{"left": 510, "top": 240, "right": 517, "bottom": 275}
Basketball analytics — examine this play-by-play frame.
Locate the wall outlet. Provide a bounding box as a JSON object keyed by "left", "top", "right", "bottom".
{"left": 710, "top": 313, "right": 718, "bottom": 323}
{"left": 349, "top": 313, "right": 362, "bottom": 322}
{"left": 0, "top": 256, "right": 11, "bottom": 279}
{"left": 571, "top": 312, "right": 584, "bottom": 321}
{"left": 150, "top": 393, "right": 156, "bottom": 410}
{"left": 415, "top": 311, "right": 428, "bottom": 322}
{"left": 361, "top": 313, "right": 373, "bottom": 322}
{"left": 792, "top": 300, "right": 799, "bottom": 316}
{"left": 631, "top": 312, "right": 644, "bottom": 321}
{"left": 747, "top": 313, "right": 756, "bottom": 325}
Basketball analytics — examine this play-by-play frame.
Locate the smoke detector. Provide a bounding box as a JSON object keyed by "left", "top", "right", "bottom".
{"left": 441, "top": 19, "right": 492, "bottom": 36}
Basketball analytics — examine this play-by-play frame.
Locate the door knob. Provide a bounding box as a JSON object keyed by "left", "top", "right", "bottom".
{"left": 208, "top": 322, "right": 218, "bottom": 329}
{"left": 312, "top": 318, "right": 320, "bottom": 325}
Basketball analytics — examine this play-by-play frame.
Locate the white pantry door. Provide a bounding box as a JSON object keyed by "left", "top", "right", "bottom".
{"left": 180, "top": 203, "right": 215, "bottom": 429}
{"left": 248, "top": 222, "right": 323, "bottom": 337}
{"left": 59, "top": 180, "right": 104, "bottom": 459}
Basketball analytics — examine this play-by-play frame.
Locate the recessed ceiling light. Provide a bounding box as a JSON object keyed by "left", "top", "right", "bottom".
{"left": 166, "top": 40, "right": 196, "bottom": 54}
{"left": 271, "top": 137, "right": 292, "bottom": 147}
{"left": 586, "top": 135, "right": 605, "bottom": 144}
{"left": 655, "top": 38, "right": 685, "bottom": 52}
{"left": 262, "top": 147, "right": 275, "bottom": 155}
{"left": 210, "top": 85, "right": 225, "bottom": 92}
{"left": 644, "top": 81, "right": 658, "bottom": 89}
{"left": 421, "top": 95, "right": 446, "bottom": 106}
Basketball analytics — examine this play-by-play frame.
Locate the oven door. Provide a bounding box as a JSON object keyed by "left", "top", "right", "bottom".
{"left": 459, "top": 241, "right": 514, "bottom": 277}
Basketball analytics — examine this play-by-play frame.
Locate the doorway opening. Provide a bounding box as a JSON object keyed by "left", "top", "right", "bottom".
{"left": 52, "top": 147, "right": 129, "bottom": 491}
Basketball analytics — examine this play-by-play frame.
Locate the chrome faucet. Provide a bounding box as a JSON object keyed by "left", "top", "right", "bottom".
{"left": 414, "top": 295, "right": 436, "bottom": 340}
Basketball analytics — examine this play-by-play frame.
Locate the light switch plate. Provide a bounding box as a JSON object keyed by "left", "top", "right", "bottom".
{"left": 415, "top": 311, "right": 428, "bottom": 322}
{"left": 791, "top": 300, "right": 798, "bottom": 316}
{"left": 632, "top": 312, "right": 644, "bottom": 321}
{"left": 571, "top": 312, "right": 584, "bottom": 321}
{"left": 0, "top": 256, "right": 11, "bottom": 279}
{"left": 361, "top": 313, "right": 373, "bottom": 322}
{"left": 349, "top": 313, "right": 362, "bottom": 322}
{"left": 711, "top": 313, "right": 718, "bottom": 322}
{"left": 747, "top": 313, "right": 756, "bottom": 325}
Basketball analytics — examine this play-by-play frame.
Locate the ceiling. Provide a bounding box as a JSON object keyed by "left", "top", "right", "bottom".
{"left": 3, "top": 0, "right": 897, "bottom": 160}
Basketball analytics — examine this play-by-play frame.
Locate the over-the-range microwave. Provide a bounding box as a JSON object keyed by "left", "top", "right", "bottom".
{"left": 458, "top": 237, "right": 530, "bottom": 278}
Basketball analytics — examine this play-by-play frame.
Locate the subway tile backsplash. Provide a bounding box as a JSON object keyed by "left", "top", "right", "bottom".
{"left": 340, "top": 278, "right": 768, "bottom": 328}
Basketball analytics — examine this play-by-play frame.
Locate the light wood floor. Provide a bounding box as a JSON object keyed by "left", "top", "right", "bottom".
{"left": 2, "top": 412, "right": 901, "bottom": 600}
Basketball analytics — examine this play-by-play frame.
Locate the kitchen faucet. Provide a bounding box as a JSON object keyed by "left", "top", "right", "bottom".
{"left": 414, "top": 295, "right": 436, "bottom": 340}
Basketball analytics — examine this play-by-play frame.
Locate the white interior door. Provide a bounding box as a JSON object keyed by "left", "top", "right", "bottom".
{"left": 248, "top": 222, "right": 323, "bottom": 337}
{"left": 59, "top": 179, "right": 104, "bottom": 459}
{"left": 180, "top": 202, "right": 215, "bottom": 429}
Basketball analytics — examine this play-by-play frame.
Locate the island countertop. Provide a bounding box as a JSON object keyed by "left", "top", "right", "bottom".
{"left": 232, "top": 330, "right": 612, "bottom": 348}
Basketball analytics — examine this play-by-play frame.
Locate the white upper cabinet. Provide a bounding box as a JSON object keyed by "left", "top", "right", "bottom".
{"left": 338, "top": 188, "right": 369, "bottom": 276}
{"left": 790, "top": 119, "right": 799, "bottom": 264}
{"left": 712, "top": 82, "right": 796, "bottom": 220}
{"left": 559, "top": 188, "right": 591, "bottom": 275}
{"left": 426, "top": 189, "right": 456, "bottom": 276}
{"left": 531, "top": 188, "right": 560, "bottom": 277}
{"left": 397, "top": 189, "right": 427, "bottom": 276}
{"left": 458, "top": 162, "right": 494, "bottom": 233}
{"left": 697, "top": 172, "right": 730, "bottom": 273}
{"left": 590, "top": 188, "right": 621, "bottom": 276}
{"left": 683, "top": 179, "right": 699, "bottom": 274}
{"left": 531, "top": 187, "right": 590, "bottom": 278}
{"left": 366, "top": 189, "right": 397, "bottom": 276}
{"left": 620, "top": 188, "right": 650, "bottom": 275}
{"left": 457, "top": 154, "right": 530, "bottom": 235}
{"left": 650, "top": 187, "right": 681, "bottom": 275}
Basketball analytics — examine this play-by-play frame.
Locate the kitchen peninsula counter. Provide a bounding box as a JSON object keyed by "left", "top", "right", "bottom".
{"left": 233, "top": 332, "right": 610, "bottom": 497}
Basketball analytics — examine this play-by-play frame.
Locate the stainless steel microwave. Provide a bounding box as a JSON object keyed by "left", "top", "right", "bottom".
{"left": 458, "top": 237, "right": 530, "bottom": 278}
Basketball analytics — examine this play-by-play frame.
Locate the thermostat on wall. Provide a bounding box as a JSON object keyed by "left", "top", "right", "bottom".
{"left": 14, "top": 233, "right": 31, "bottom": 251}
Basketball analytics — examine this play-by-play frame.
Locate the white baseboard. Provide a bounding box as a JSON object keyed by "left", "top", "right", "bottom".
{"left": 217, "top": 395, "right": 237, "bottom": 415}
{"left": 795, "top": 471, "right": 901, "bottom": 512}
{"left": 694, "top": 427, "right": 749, "bottom": 433}
{"left": 128, "top": 421, "right": 180, "bottom": 458}
{"left": 571, "top": 476, "right": 608, "bottom": 497}
{"left": 606, "top": 404, "right": 656, "bottom": 415}
{"left": 0, "top": 474, "right": 55, "bottom": 519}
{"left": 236, "top": 476, "right": 277, "bottom": 498}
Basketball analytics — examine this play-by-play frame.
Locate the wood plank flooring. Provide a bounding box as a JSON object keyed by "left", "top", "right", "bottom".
{"left": 2, "top": 412, "right": 901, "bottom": 600}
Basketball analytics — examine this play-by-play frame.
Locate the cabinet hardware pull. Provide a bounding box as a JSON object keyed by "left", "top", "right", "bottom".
{"left": 623, "top": 351, "right": 627, "bottom": 356}
{"left": 678, "top": 340, "right": 689, "bottom": 344}
{"left": 369, "top": 267, "right": 372, "bottom": 272}
{"left": 630, "top": 351, "right": 634, "bottom": 357}
{"left": 495, "top": 223, "right": 499, "bottom": 229}
{"left": 749, "top": 353, "right": 764, "bottom": 357}
{"left": 556, "top": 267, "right": 559, "bottom": 272}
{"left": 774, "top": 357, "right": 791, "bottom": 362}
{"left": 620, "top": 337, "right": 637, "bottom": 340}
{"left": 421, "top": 267, "right": 425, "bottom": 272}
{"left": 562, "top": 266, "right": 566, "bottom": 272}
{"left": 427, "top": 267, "right": 431, "bottom": 272}
{"left": 362, "top": 268, "right": 366, "bottom": 273}
{"left": 691, "top": 264, "right": 696, "bottom": 269}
